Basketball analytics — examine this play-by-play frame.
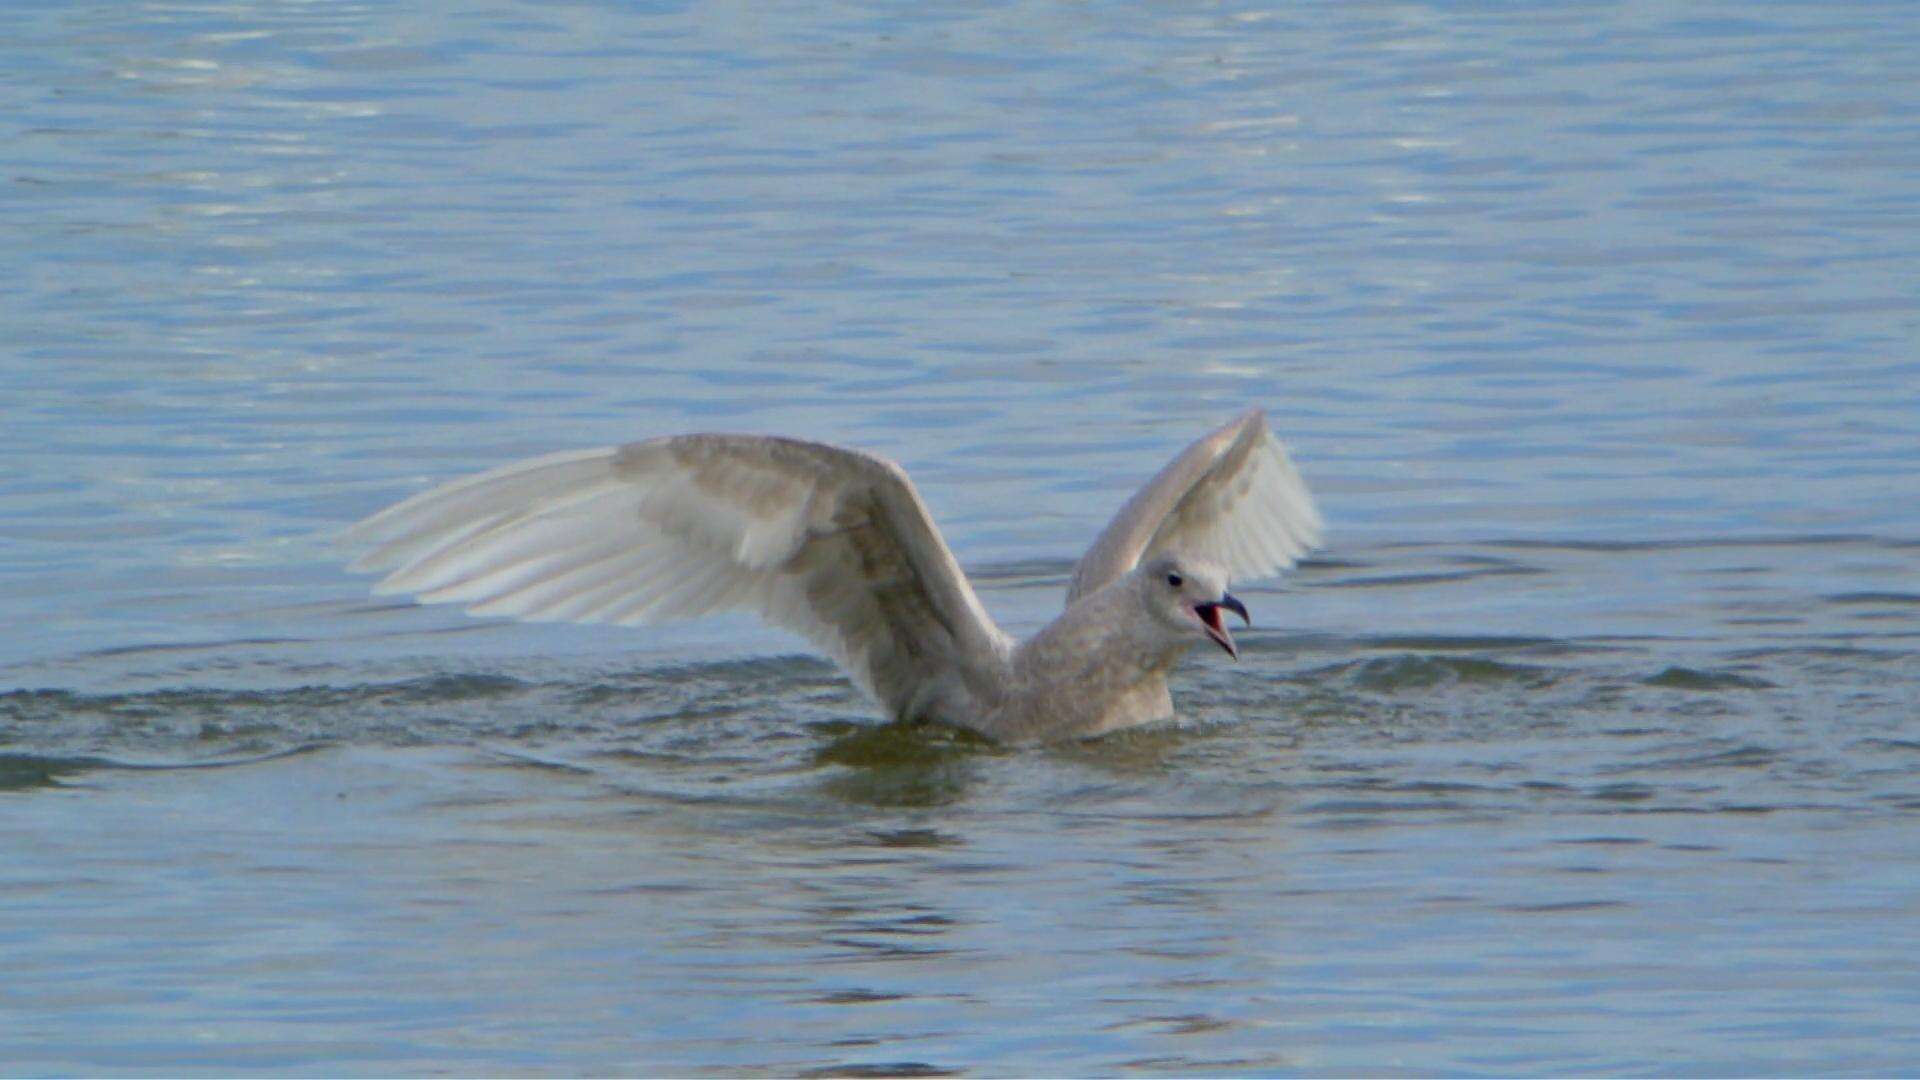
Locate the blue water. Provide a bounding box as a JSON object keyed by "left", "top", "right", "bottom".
{"left": 4, "top": 2, "right": 1919, "bottom": 1074}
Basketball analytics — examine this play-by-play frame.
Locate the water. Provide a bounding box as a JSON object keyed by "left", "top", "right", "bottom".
{"left": 4, "top": 1, "right": 1919, "bottom": 1073}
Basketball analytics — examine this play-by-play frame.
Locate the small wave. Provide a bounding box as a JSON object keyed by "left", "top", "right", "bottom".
{"left": 1855, "top": 737, "right": 1920, "bottom": 754}
{"left": 1638, "top": 744, "right": 1782, "bottom": 771}
{"left": 1500, "top": 899, "right": 1631, "bottom": 913}
{"left": 0, "top": 674, "right": 532, "bottom": 722}
{"left": 0, "top": 752, "right": 104, "bottom": 791}
{"left": 1318, "top": 565, "right": 1547, "bottom": 590}
{"left": 1476, "top": 534, "right": 1886, "bottom": 553}
{"left": 1825, "top": 592, "right": 1920, "bottom": 606}
{"left": 1641, "top": 666, "right": 1774, "bottom": 690}
{"left": 797, "top": 1063, "right": 957, "bottom": 1079}
{"left": 1360, "top": 633, "right": 1590, "bottom": 653}
{"left": 0, "top": 744, "right": 330, "bottom": 791}
{"left": 1303, "top": 654, "right": 1563, "bottom": 692}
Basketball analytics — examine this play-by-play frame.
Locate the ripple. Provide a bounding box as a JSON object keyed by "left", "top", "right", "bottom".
{"left": 797, "top": 1064, "right": 957, "bottom": 1079}
{"left": 1641, "top": 666, "right": 1775, "bottom": 690}
{"left": 1500, "top": 899, "right": 1631, "bottom": 913}
{"left": 1308, "top": 654, "right": 1564, "bottom": 692}
{"left": 0, "top": 752, "right": 101, "bottom": 791}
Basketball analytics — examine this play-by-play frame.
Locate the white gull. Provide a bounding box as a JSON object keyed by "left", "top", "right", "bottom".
{"left": 343, "top": 409, "right": 1322, "bottom": 742}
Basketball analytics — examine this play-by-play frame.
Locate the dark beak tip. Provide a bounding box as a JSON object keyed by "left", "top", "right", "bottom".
{"left": 1222, "top": 593, "right": 1251, "bottom": 627}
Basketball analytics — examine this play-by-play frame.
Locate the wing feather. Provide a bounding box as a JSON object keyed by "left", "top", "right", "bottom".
{"left": 344, "top": 434, "right": 1013, "bottom": 719}
{"left": 1067, "top": 409, "right": 1322, "bottom": 601}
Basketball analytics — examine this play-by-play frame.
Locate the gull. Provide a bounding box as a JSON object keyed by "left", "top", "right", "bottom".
{"left": 343, "top": 409, "right": 1322, "bottom": 742}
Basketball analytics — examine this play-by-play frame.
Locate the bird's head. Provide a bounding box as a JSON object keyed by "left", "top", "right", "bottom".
{"left": 1139, "top": 556, "right": 1249, "bottom": 659}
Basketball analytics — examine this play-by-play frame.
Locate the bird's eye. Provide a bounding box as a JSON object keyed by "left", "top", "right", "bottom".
{"left": 1166, "top": 573, "right": 1183, "bottom": 588}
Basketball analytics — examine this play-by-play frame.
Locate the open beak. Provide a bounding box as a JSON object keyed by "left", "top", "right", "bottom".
{"left": 1193, "top": 593, "right": 1250, "bottom": 659}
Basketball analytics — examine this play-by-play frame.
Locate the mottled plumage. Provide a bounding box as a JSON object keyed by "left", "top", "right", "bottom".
{"left": 343, "top": 410, "right": 1322, "bottom": 742}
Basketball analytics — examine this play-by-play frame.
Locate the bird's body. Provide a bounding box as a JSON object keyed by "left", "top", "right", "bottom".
{"left": 986, "top": 575, "right": 1189, "bottom": 740}
{"left": 344, "top": 410, "right": 1321, "bottom": 742}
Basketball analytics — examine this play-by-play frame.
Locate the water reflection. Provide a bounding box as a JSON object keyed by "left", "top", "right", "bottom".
{"left": 811, "top": 721, "right": 999, "bottom": 808}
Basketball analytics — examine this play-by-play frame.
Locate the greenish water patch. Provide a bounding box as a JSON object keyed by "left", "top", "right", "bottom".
{"left": 1643, "top": 667, "right": 1775, "bottom": 691}
{"left": 0, "top": 753, "right": 104, "bottom": 791}
{"left": 811, "top": 721, "right": 999, "bottom": 807}
{"left": 811, "top": 721, "right": 997, "bottom": 769}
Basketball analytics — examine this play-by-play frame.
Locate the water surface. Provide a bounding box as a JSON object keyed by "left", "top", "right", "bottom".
{"left": 4, "top": 2, "right": 1919, "bottom": 1074}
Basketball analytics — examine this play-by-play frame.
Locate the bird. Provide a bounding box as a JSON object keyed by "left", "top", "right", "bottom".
{"left": 343, "top": 409, "right": 1322, "bottom": 743}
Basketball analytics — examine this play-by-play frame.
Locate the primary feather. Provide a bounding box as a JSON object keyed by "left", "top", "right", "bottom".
{"left": 347, "top": 435, "right": 1012, "bottom": 720}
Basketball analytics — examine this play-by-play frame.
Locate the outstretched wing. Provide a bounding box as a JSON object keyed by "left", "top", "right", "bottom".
{"left": 1067, "top": 409, "right": 1322, "bottom": 602}
{"left": 343, "top": 434, "right": 1013, "bottom": 718}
